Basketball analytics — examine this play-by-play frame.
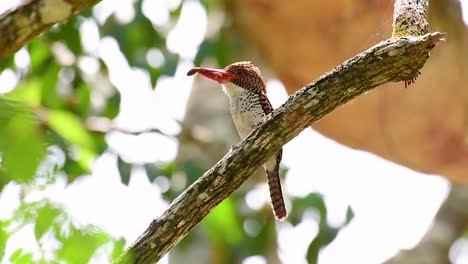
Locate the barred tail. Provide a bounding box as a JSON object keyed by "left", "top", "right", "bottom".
{"left": 264, "top": 150, "right": 287, "bottom": 221}
{"left": 266, "top": 169, "right": 287, "bottom": 220}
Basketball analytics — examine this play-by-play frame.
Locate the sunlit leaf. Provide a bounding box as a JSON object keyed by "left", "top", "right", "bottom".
{"left": 40, "top": 62, "right": 63, "bottom": 108}
{"left": 111, "top": 238, "right": 126, "bottom": 262}
{"left": 56, "top": 226, "right": 111, "bottom": 264}
{"left": 169, "top": 1, "right": 183, "bottom": 18}
{"left": 77, "top": 147, "right": 96, "bottom": 172}
{"left": 28, "top": 40, "right": 51, "bottom": 70}
{"left": 117, "top": 156, "right": 132, "bottom": 185}
{"left": 9, "top": 249, "right": 33, "bottom": 264}
{"left": 75, "top": 80, "right": 91, "bottom": 117}
{"left": 5, "top": 78, "right": 42, "bottom": 107}
{"left": 34, "top": 204, "right": 63, "bottom": 241}
{"left": 199, "top": 0, "right": 218, "bottom": 11}
{"left": 202, "top": 198, "right": 244, "bottom": 245}
{"left": 62, "top": 156, "right": 87, "bottom": 183}
{"left": 0, "top": 113, "right": 46, "bottom": 183}
{"left": 47, "top": 109, "right": 95, "bottom": 150}
{"left": 0, "top": 221, "right": 9, "bottom": 262}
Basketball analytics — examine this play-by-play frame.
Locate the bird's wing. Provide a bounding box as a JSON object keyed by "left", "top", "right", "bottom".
{"left": 259, "top": 93, "right": 274, "bottom": 115}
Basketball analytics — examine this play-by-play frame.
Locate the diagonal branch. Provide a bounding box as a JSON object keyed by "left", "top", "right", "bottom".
{"left": 0, "top": 0, "right": 101, "bottom": 59}
{"left": 115, "top": 31, "right": 445, "bottom": 264}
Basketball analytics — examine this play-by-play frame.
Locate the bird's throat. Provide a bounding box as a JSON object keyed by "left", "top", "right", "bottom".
{"left": 221, "top": 82, "right": 244, "bottom": 98}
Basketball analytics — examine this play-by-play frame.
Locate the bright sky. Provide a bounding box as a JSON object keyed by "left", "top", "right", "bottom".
{"left": 0, "top": 0, "right": 467, "bottom": 263}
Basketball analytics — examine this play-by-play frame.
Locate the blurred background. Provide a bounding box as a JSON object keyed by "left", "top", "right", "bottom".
{"left": 0, "top": 0, "right": 467, "bottom": 263}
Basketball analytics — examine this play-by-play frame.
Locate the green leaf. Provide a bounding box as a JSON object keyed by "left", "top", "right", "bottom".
{"left": 28, "top": 38, "right": 52, "bottom": 72}
{"left": 345, "top": 206, "right": 355, "bottom": 224}
{"left": 144, "top": 163, "right": 162, "bottom": 182}
{"left": 117, "top": 156, "right": 132, "bottom": 185}
{"left": 0, "top": 56, "right": 14, "bottom": 72}
{"left": 62, "top": 157, "right": 87, "bottom": 183}
{"left": 40, "top": 62, "right": 63, "bottom": 108}
{"left": 28, "top": 40, "right": 51, "bottom": 70}
{"left": 200, "top": 0, "right": 218, "bottom": 11}
{"left": 148, "top": 67, "right": 162, "bottom": 88}
{"left": 215, "top": 28, "right": 239, "bottom": 67}
{"left": 111, "top": 238, "right": 126, "bottom": 262}
{"left": 202, "top": 198, "right": 244, "bottom": 245}
{"left": 180, "top": 160, "right": 206, "bottom": 185}
{"left": 56, "top": 226, "right": 110, "bottom": 264}
{"left": 47, "top": 110, "right": 95, "bottom": 150}
{"left": 0, "top": 113, "right": 46, "bottom": 183}
{"left": 75, "top": 80, "right": 91, "bottom": 117}
{"left": 76, "top": 147, "right": 96, "bottom": 172}
{"left": 34, "top": 204, "right": 63, "bottom": 241}
{"left": 0, "top": 221, "right": 9, "bottom": 262}
{"left": 102, "top": 93, "right": 120, "bottom": 119}
{"left": 9, "top": 249, "right": 33, "bottom": 264}
{"left": 9, "top": 249, "right": 23, "bottom": 262}
{"left": 48, "top": 17, "right": 82, "bottom": 55}
{"left": 194, "top": 40, "right": 214, "bottom": 66}
{"left": 169, "top": 1, "right": 183, "bottom": 18}
{"left": 246, "top": 218, "right": 274, "bottom": 255}
{"left": 162, "top": 53, "right": 179, "bottom": 76}
{"left": 303, "top": 193, "right": 327, "bottom": 223}
{"left": 5, "top": 78, "right": 42, "bottom": 107}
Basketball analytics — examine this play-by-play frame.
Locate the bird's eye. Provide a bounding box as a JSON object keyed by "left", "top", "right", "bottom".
{"left": 235, "top": 69, "right": 243, "bottom": 75}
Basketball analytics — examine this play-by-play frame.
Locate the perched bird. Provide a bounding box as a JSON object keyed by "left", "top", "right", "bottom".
{"left": 187, "top": 61, "right": 287, "bottom": 220}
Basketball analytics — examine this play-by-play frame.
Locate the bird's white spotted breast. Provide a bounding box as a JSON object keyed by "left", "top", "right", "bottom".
{"left": 221, "top": 83, "right": 266, "bottom": 139}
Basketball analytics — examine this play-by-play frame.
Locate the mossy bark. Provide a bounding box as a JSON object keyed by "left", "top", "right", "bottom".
{"left": 0, "top": 0, "right": 100, "bottom": 58}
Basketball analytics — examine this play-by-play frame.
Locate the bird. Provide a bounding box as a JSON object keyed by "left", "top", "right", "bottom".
{"left": 187, "top": 61, "right": 287, "bottom": 220}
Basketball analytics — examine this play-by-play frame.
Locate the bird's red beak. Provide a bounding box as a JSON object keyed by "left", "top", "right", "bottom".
{"left": 187, "top": 67, "right": 238, "bottom": 83}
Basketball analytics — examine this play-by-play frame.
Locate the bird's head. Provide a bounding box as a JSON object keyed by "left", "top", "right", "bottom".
{"left": 187, "top": 61, "right": 266, "bottom": 94}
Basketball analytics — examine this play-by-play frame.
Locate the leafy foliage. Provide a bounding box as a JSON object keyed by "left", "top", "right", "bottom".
{"left": 2, "top": 199, "right": 121, "bottom": 264}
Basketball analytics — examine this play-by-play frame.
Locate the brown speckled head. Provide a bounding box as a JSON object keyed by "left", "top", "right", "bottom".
{"left": 187, "top": 61, "right": 266, "bottom": 94}
{"left": 224, "top": 61, "right": 266, "bottom": 95}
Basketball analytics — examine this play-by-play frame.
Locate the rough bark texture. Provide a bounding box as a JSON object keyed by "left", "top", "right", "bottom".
{"left": 392, "top": 0, "right": 428, "bottom": 37}
{"left": 226, "top": 0, "right": 468, "bottom": 184}
{"left": 384, "top": 185, "right": 468, "bottom": 264}
{"left": 0, "top": 0, "right": 100, "bottom": 58}
{"left": 115, "top": 32, "right": 445, "bottom": 264}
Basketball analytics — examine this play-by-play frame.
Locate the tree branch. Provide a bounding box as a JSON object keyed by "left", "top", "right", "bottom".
{"left": 0, "top": 0, "right": 101, "bottom": 59}
{"left": 115, "top": 31, "right": 445, "bottom": 263}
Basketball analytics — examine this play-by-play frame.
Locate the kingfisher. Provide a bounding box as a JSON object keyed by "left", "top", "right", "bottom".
{"left": 188, "top": 61, "right": 287, "bottom": 220}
